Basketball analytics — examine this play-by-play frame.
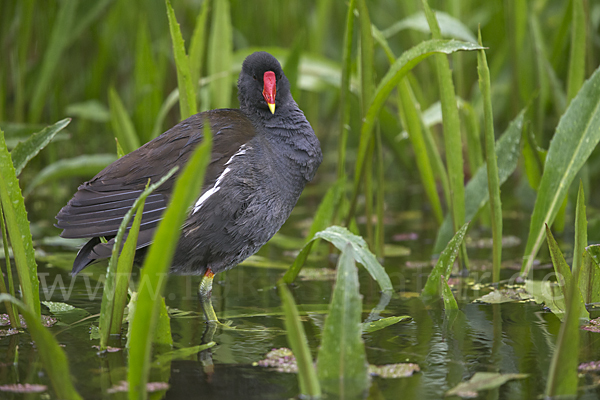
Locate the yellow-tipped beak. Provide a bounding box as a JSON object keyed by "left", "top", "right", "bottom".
{"left": 268, "top": 103, "right": 276, "bottom": 114}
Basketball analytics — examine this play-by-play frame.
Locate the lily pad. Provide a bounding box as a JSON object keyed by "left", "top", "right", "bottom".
{"left": 475, "top": 288, "right": 533, "bottom": 304}
{"left": 369, "top": 363, "right": 420, "bottom": 378}
{"left": 446, "top": 372, "right": 528, "bottom": 398}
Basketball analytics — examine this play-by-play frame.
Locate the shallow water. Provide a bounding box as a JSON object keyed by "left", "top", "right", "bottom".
{"left": 2, "top": 193, "right": 600, "bottom": 399}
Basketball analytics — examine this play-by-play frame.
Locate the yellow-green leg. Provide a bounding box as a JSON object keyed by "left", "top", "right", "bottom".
{"left": 199, "top": 269, "right": 219, "bottom": 323}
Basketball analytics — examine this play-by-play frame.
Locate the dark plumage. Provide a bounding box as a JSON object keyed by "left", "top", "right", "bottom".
{"left": 56, "top": 51, "right": 322, "bottom": 277}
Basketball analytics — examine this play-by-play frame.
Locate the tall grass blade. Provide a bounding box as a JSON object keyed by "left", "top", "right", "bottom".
{"left": 134, "top": 19, "right": 164, "bottom": 144}
{"left": 11, "top": 118, "right": 70, "bottom": 176}
{"left": 109, "top": 87, "right": 141, "bottom": 154}
{"left": 0, "top": 131, "right": 40, "bottom": 317}
{"left": 573, "top": 181, "right": 587, "bottom": 279}
{"left": 422, "top": 222, "right": 469, "bottom": 300}
{"left": 420, "top": 0, "right": 465, "bottom": 237}
{"left": 545, "top": 232, "right": 582, "bottom": 397}
{"left": 278, "top": 283, "right": 321, "bottom": 398}
{"left": 441, "top": 275, "right": 458, "bottom": 311}
{"left": 348, "top": 39, "right": 483, "bottom": 223}
{"left": 316, "top": 244, "right": 369, "bottom": 396}
{"left": 306, "top": 177, "right": 345, "bottom": 240}
{"left": 372, "top": 26, "right": 444, "bottom": 225}
{"left": 477, "top": 30, "right": 502, "bottom": 283}
{"left": 0, "top": 294, "right": 82, "bottom": 399}
{"left": 128, "top": 127, "right": 211, "bottom": 400}
{"left": 189, "top": 0, "right": 210, "bottom": 94}
{"left": 521, "top": 65, "right": 600, "bottom": 277}
{"left": 337, "top": 0, "right": 356, "bottom": 179}
{"left": 433, "top": 111, "right": 524, "bottom": 254}
{"left": 582, "top": 246, "right": 600, "bottom": 304}
{"left": 165, "top": 0, "right": 198, "bottom": 119}
{"left": 0, "top": 209, "right": 18, "bottom": 327}
{"left": 29, "top": 0, "right": 77, "bottom": 122}
{"left": 207, "top": 0, "right": 233, "bottom": 109}
{"left": 99, "top": 168, "right": 178, "bottom": 347}
{"left": 566, "top": 0, "right": 586, "bottom": 104}
{"left": 545, "top": 225, "right": 588, "bottom": 320}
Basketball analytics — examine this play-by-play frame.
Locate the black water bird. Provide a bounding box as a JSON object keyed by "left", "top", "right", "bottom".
{"left": 55, "top": 51, "right": 322, "bottom": 321}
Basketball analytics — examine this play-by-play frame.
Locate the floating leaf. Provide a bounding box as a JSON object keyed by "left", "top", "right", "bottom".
{"left": 369, "top": 363, "right": 420, "bottom": 378}
{"left": 362, "top": 316, "right": 411, "bottom": 334}
{"left": 446, "top": 372, "right": 528, "bottom": 397}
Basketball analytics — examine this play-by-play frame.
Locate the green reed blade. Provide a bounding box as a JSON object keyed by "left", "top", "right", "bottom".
{"left": 421, "top": 0, "right": 464, "bottom": 236}
{"left": 278, "top": 282, "right": 321, "bottom": 398}
{"left": 477, "top": 29, "right": 502, "bottom": 283}
{"left": 165, "top": 0, "right": 198, "bottom": 119}
{"left": 316, "top": 244, "right": 368, "bottom": 396}
{"left": 521, "top": 65, "right": 600, "bottom": 277}
{"left": 0, "top": 208, "right": 18, "bottom": 327}
{"left": 207, "top": 0, "right": 233, "bottom": 109}
{"left": 582, "top": 246, "right": 600, "bottom": 304}
{"left": 337, "top": 0, "right": 356, "bottom": 180}
{"left": 189, "top": 0, "right": 210, "bottom": 94}
{"left": 566, "top": 0, "right": 586, "bottom": 104}
{"left": 433, "top": 111, "right": 523, "bottom": 254}
{"left": 128, "top": 127, "right": 211, "bottom": 400}
{"left": 109, "top": 87, "right": 141, "bottom": 154}
{"left": 347, "top": 39, "right": 482, "bottom": 224}
{"left": 0, "top": 131, "right": 40, "bottom": 317}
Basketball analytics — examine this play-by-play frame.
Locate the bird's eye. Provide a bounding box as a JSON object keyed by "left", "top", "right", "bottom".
{"left": 253, "top": 74, "right": 257, "bottom": 80}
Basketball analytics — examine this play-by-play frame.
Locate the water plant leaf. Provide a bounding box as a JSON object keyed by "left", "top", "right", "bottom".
{"left": 349, "top": 38, "right": 483, "bottom": 223}
{"left": 0, "top": 132, "right": 40, "bottom": 317}
{"left": 24, "top": 154, "right": 117, "bottom": 197}
{"left": 369, "top": 363, "right": 420, "bottom": 378}
{"left": 581, "top": 246, "right": 600, "bottom": 304}
{"left": 545, "top": 224, "right": 588, "bottom": 320}
{"left": 433, "top": 111, "right": 524, "bottom": 254}
{"left": 128, "top": 127, "right": 211, "bottom": 400}
{"left": 165, "top": 0, "right": 197, "bottom": 119}
{"left": 362, "top": 316, "right": 411, "bottom": 334}
{"left": 441, "top": 275, "right": 458, "bottom": 310}
{"left": 100, "top": 168, "right": 177, "bottom": 344}
{"left": 446, "top": 372, "right": 528, "bottom": 397}
{"left": 0, "top": 294, "right": 81, "bottom": 399}
{"left": 566, "top": 0, "right": 586, "bottom": 104}
{"left": 477, "top": 29, "right": 502, "bottom": 283}
{"left": 316, "top": 244, "right": 369, "bottom": 397}
{"left": 189, "top": 0, "right": 210, "bottom": 91}
{"left": 525, "top": 280, "right": 565, "bottom": 319}
{"left": 283, "top": 225, "right": 393, "bottom": 293}
{"left": 422, "top": 222, "right": 469, "bottom": 301}
{"left": 521, "top": 65, "right": 600, "bottom": 277}
{"left": 545, "top": 232, "right": 583, "bottom": 397}
{"left": 573, "top": 182, "right": 587, "bottom": 284}
{"left": 383, "top": 11, "right": 477, "bottom": 43}
{"left": 278, "top": 283, "right": 321, "bottom": 397}
{"left": 109, "top": 87, "right": 140, "bottom": 154}
{"left": 207, "top": 0, "right": 233, "bottom": 109}
{"left": 11, "top": 118, "right": 70, "bottom": 176}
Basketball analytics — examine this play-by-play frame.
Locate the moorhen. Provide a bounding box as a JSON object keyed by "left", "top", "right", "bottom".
{"left": 55, "top": 51, "right": 322, "bottom": 321}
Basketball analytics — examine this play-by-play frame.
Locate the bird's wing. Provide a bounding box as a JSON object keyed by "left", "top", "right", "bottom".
{"left": 55, "top": 110, "right": 256, "bottom": 240}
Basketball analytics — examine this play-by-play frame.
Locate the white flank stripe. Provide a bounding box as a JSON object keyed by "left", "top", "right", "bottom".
{"left": 192, "top": 144, "right": 249, "bottom": 214}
